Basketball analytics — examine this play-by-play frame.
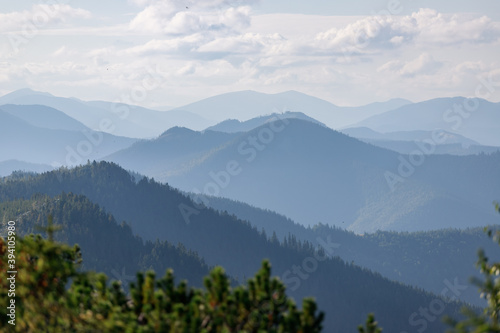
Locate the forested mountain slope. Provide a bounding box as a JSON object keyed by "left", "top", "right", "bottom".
{"left": 0, "top": 193, "right": 210, "bottom": 287}
{"left": 0, "top": 162, "right": 467, "bottom": 332}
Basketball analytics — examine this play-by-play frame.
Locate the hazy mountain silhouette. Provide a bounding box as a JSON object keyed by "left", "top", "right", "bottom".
{"left": 1, "top": 104, "right": 88, "bottom": 131}
{"left": 351, "top": 97, "right": 500, "bottom": 146}
{"left": 205, "top": 111, "right": 326, "bottom": 133}
{"left": 359, "top": 139, "right": 499, "bottom": 156}
{"left": 341, "top": 127, "right": 499, "bottom": 155}
{"left": 0, "top": 160, "right": 53, "bottom": 177}
{"left": 341, "top": 127, "right": 480, "bottom": 146}
{"left": 0, "top": 89, "right": 212, "bottom": 138}
{"left": 168, "top": 90, "right": 412, "bottom": 128}
{"left": 0, "top": 107, "right": 137, "bottom": 166}
{"left": 105, "top": 118, "right": 500, "bottom": 233}
{"left": 105, "top": 127, "right": 239, "bottom": 178}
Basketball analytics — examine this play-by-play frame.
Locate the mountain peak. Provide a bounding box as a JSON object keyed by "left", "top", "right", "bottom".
{"left": 205, "top": 111, "right": 326, "bottom": 133}
{"left": 160, "top": 126, "right": 197, "bottom": 137}
{"left": 1, "top": 88, "right": 53, "bottom": 100}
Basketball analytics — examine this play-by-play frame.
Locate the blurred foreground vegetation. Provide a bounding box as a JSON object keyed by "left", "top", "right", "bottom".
{"left": 1, "top": 203, "right": 499, "bottom": 332}
{"left": 0, "top": 226, "right": 323, "bottom": 332}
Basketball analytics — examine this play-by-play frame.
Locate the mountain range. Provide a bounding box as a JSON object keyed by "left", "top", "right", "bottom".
{"left": 1, "top": 87, "right": 499, "bottom": 330}
{"left": 0, "top": 88, "right": 211, "bottom": 138}
{"left": 349, "top": 97, "right": 500, "bottom": 146}
{"left": 195, "top": 193, "right": 500, "bottom": 307}
{"left": 2, "top": 89, "right": 498, "bottom": 147}
{"left": 341, "top": 127, "right": 500, "bottom": 155}
{"left": 0, "top": 88, "right": 412, "bottom": 136}
{"left": 205, "top": 111, "right": 326, "bottom": 133}
{"left": 104, "top": 118, "right": 500, "bottom": 233}
{"left": 169, "top": 90, "right": 412, "bottom": 127}
{"left": 0, "top": 162, "right": 468, "bottom": 332}
{"left": 0, "top": 105, "right": 137, "bottom": 166}
{"left": 1, "top": 88, "right": 498, "bottom": 234}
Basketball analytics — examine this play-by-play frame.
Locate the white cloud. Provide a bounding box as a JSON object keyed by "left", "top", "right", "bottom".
{"left": 311, "top": 8, "right": 500, "bottom": 56}
{"left": 0, "top": 62, "right": 10, "bottom": 82}
{"left": 0, "top": 5, "right": 91, "bottom": 33}
{"left": 129, "top": 1, "right": 253, "bottom": 35}
{"left": 124, "top": 34, "right": 207, "bottom": 56}
{"left": 399, "top": 53, "right": 443, "bottom": 77}
{"left": 378, "top": 53, "right": 443, "bottom": 77}
{"left": 128, "top": 0, "right": 156, "bottom": 6}
{"left": 196, "top": 33, "right": 285, "bottom": 54}
{"left": 313, "top": 15, "right": 414, "bottom": 55}
{"left": 1, "top": 4, "right": 500, "bottom": 107}
{"left": 52, "top": 46, "right": 81, "bottom": 58}
{"left": 176, "top": 63, "right": 196, "bottom": 76}
{"left": 411, "top": 9, "right": 500, "bottom": 45}
{"left": 129, "top": 0, "right": 258, "bottom": 8}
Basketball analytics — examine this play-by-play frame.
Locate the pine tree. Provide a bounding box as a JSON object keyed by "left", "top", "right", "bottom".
{"left": 440, "top": 203, "right": 500, "bottom": 332}
{"left": 358, "top": 313, "right": 382, "bottom": 333}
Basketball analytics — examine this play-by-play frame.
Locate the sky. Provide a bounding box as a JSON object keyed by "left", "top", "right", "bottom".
{"left": 0, "top": 0, "right": 499, "bottom": 108}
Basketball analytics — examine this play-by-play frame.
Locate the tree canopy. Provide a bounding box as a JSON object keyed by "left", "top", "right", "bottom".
{"left": 0, "top": 231, "right": 324, "bottom": 332}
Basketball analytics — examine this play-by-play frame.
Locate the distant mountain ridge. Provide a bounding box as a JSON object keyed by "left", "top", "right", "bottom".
{"left": 350, "top": 97, "right": 500, "bottom": 146}
{"left": 340, "top": 127, "right": 500, "bottom": 155}
{"left": 5, "top": 89, "right": 498, "bottom": 148}
{"left": 341, "top": 127, "right": 480, "bottom": 146}
{"left": 1, "top": 104, "right": 88, "bottom": 132}
{"left": 0, "top": 106, "right": 137, "bottom": 166}
{"left": 169, "top": 90, "right": 412, "bottom": 128}
{"left": 0, "top": 160, "right": 53, "bottom": 177}
{"left": 2, "top": 89, "right": 499, "bottom": 147}
{"left": 105, "top": 127, "right": 239, "bottom": 178}
{"left": 0, "top": 89, "right": 415, "bottom": 137}
{"left": 0, "top": 88, "right": 212, "bottom": 138}
{"left": 205, "top": 111, "right": 326, "bottom": 133}
{"left": 103, "top": 118, "right": 500, "bottom": 233}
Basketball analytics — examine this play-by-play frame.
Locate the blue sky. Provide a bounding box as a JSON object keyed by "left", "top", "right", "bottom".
{"left": 0, "top": 0, "right": 499, "bottom": 107}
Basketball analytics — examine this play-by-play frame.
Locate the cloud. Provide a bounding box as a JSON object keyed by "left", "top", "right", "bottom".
{"left": 126, "top": 7, "right": 500, "bottom": 64}
{"left": 128, "top": 0, "right": 156, "bottom": 6}
{"left": 129, "top": 0, "right": 257, "bottom": 8}
{"left": 312, "top": 8, "right": 500, "bottom": 56}
{"left": 0, "top": 5, "right": 91, "bottom": 33}
{"left": 1, "top": 4, "right": 499, "bottom": 107}
{"left": 378, "top": 53, "right": 443, "bottom": 77}
{"left": 129, "top": 1, "right": 253, "bottom": 35}
{"left": 176, "top": 63, "right": 196, "bottom": 76}
{"left": 196, "top": 33, "right": 285, "bottom": 54}
{"left": 0, "top": 62, "right": 11, "bottom": 82}
{"left": 313, "top": 14, "right": 414, "bottom": 55}
{"left": 52, "top": 46, "right": 81, "bottom": 58}
{"left": 124, "top": 34, "right": 207, "bottom": 56}
{"left": 411, "top": 9, "right": 500, "bottom": 45}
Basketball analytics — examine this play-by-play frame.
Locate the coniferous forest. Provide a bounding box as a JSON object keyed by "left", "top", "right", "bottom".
{"left": 1, "top": 162, "right": 499, "bottom": 331}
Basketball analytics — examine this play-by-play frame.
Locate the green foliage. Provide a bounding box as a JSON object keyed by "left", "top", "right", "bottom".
{"left": 358, "top": 313, "right": 382, "bottom": 333}
{"left": 0, "top": 233, "right": 82, "bottom": 331}
{"left": 0, "top": 232, "right": 324, "bottom": 332}
{"left": 443, "top": 204, "right": 500, "bottom": 332}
